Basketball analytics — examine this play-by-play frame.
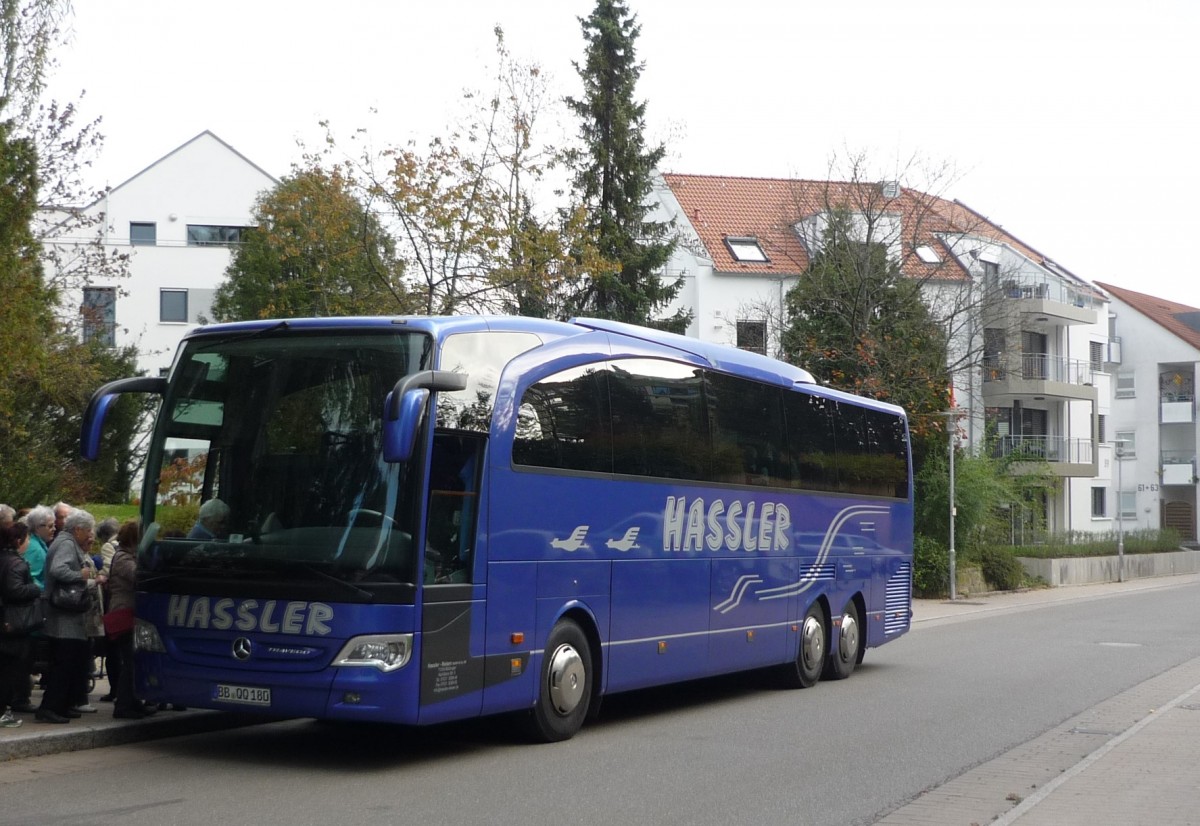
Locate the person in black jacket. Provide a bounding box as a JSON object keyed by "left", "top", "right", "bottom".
{"left": 1, "top": 523, "right": 43, "bottom": 726}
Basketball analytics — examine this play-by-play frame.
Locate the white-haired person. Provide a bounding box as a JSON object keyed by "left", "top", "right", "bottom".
{"left": 188, "top": 498, "right": 230, "bottom": 541}
{"left": 37, "top": 509, "right": 104, "bottom": 724}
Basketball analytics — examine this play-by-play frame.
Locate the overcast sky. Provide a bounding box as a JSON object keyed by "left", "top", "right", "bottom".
{"left": 45, "top": 0, "right": 1200, "bottom": 306}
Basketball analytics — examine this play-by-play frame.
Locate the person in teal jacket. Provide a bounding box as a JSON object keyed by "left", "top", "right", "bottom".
{"left": 23, "top": 505, "right": 55, "bottom": 590}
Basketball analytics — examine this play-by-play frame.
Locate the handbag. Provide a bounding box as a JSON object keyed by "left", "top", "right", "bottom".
{"left": 103, "top": 606, "right": 135, "bottom": 639}
{"left": 50, "top": 581, "right": 91, "bottom": 614}
{"left": 1, "top": 598, "right": 46, "bottom": 635}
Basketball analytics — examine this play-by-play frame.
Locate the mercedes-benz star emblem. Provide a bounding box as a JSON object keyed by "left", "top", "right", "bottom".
{"left": 232, "top": 637, "right": 252, "bottom": 661}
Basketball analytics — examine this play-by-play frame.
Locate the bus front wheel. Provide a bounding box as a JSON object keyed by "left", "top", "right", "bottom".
{"left": 526, "top": 619, "right": 592, "bottom": 742}
{"left": 780, "top": 602, "right": 826, "bottom": 689}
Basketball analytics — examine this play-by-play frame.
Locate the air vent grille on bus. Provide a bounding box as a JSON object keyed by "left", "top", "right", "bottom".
{"left": 884, "top": 563, "right": 912, "bottom": 635}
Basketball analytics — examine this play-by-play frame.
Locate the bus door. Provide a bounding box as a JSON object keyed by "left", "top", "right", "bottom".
{"left": 417, "top": 430, "right": 488, "bottom": 723}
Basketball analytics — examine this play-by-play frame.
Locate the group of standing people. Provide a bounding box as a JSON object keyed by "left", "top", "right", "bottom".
{"left": 0, "top": 502, "right": 155, "bottom": 727}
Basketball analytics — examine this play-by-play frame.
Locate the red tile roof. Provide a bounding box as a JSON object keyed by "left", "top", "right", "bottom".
{"left": 661, "top": 173, "right": 1096, "bottom": 294}
{"left": 1097, "top": 282, "right": 1200, "bottom": 352}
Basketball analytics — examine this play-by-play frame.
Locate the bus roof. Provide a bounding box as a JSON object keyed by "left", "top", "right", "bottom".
{"left": 176, "top": 315, "right": 921, "bottom": 414}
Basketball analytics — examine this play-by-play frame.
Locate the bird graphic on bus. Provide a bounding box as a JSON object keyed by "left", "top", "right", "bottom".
{"left": 605, "top": 527, "right": 640, "bottom": 552}
{"left": 550, "top": 525, "right": 589, "bottom": 552}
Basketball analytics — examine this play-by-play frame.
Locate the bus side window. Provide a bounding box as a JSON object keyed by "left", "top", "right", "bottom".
{"left": 427, "top": 433, "right": 484, "bottom": 584}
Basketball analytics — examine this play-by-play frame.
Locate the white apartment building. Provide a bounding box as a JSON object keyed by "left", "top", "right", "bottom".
{"left": 43, "top": 131, "right": 276, "bottom": 377}
{"left": 1097, "top": 282, "right": 1200, "bottom": 543}
{"left": 652, "top": 173, "right": 1113, "bottom": 538}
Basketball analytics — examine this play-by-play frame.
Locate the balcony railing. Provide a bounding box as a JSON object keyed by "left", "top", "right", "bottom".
{"left": 994, "top": 435, "right": 1094, "bottom": 465}
{"left": 1161, "top": 393, "right": 1195, "bottom": 424}
{"left": 1161, "top": 451, "right": 1197, "bottom": 485}
{"left": 990, "top": 275, "right": 1102, "bottom": 310}
{"left": 982, "top": 354, "right": 1098, "bottom": 385}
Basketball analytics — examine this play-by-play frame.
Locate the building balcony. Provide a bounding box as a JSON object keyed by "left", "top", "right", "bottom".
{"left": 981, "top": 354, "right": 1100, "bottom": 404}
{"left": 994, "top": 435, "right": 1097, "bottom": 477}
{"left": 1161, "top": 451, "right": 1197, "bottom": 485}
{"left": 1161, "top": 394, "right": 1195, "bottom": 424}
{"left": 988, "top": 275, "right": 1099, "bottom": 325}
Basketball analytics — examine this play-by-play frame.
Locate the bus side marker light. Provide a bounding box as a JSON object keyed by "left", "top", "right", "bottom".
{"left": 510, "top": 658, "right": 523, "bottom": 676}
{"left": 746, "top": 630, "right": 755, "bottom": 642}
{"left": 658, "top": 641, "right": 667, "bottom": 654}
{"left": 342, "top": 692, "right": 362, "bottom": 705}
{"left": 511, "top": 632, "right": 525, "bottom": 645}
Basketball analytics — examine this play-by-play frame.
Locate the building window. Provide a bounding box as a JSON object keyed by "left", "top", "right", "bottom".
{"left": 130, "top": 222, "right": 156, "bottom": 246}
{"left": 915, "top": 245, "right": 942, "bottom": 264}
{"left": 1091, "top": 487, "right": 1106, "bottom": 518}
{"left": 1114, "top": 430, "right": 1135, "bottom": 458}
{"left": 187, "top": 225, "right": 247, "bottom": 246}
{"left": 1097, "top": 414, "right": 1106, "bottom": 444}
{"left": 1118, "top": 491, "right": 1137, "bottom": 521}
{"left": 160, "top": 289, "right": 188, "bottom": 323}
{"left": 736, "top": 320, "right": 767, "bottom": 355}
{"left": 1116, "top": 372, "right": 1135, "bottom": 398}
{"left": 1089, "top": 341, "right": 1104, "bottom": 371}
{"left": 724, "top": 236, "right": 768, "bottom": 263}
{"left": 81, "top": 287, "right": 116, "bottom": 346}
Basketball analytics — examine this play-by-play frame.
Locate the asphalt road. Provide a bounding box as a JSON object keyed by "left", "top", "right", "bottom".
{"left": 3, "top": 578, "right": 1199, "bottom": 826}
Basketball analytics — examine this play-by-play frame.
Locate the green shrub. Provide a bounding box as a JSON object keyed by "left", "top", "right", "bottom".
{"left": 913, "top": 534, "right": 949, "bottom": 597}
{"left": 156, "top": 504, "right": 199, "bottom": 537}
{"left": 980, "top": 545, "right": 1025, "bottom": 591}
{"left": 1011, "top": 529, "right": 1183, "bottom": 559}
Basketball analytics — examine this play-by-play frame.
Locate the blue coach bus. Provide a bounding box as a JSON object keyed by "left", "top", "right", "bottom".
{"left": 82, "top": 315, "right": 913, "bottom": 741}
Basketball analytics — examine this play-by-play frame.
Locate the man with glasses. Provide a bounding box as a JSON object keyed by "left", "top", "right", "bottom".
{"left": 52, "top": 502, "right": 73, "bottom": 537}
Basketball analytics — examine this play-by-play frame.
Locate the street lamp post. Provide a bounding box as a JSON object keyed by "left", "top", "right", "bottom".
{"left": 936, "top": 408, "right": 964, "bottom": 601}
{"left": 1115, "top": 442, "right": 1125, "bottom": 583}
{"left": 948, "top": 421, "right": 957, "bottom": 601}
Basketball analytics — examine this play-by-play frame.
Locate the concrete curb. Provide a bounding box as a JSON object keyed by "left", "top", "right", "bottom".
{"left": 0, "top": 708, "right": 264, "bottom": 761}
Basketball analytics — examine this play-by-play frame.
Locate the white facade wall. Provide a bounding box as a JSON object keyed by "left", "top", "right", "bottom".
{"left": 48, "top": 132, "right": 276, "bottom": 377}
{"left": 1107, "top": 298, "right": 1200, "bottom": 538}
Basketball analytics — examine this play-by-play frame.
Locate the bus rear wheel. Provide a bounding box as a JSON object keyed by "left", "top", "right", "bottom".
{"left": 780, "top": 602, "right": 826, "bottom": 689}
{"left": 823, "top": 601, "right": 861, "bottom": 681}
{"left": 525, "top": 619, "right": 592, "bottom": 742}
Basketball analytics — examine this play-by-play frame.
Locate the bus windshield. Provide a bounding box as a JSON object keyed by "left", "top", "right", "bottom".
{"left": 143, "top": 328, "right": 432, "bottom": 590}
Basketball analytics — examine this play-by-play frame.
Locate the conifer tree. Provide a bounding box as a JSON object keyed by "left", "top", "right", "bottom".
{"left": 565, "top": 0, "right": 687, "bottom": 332}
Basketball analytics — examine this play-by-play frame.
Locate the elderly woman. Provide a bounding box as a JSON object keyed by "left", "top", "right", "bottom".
{"left": 23, "top": 505, "right": 54, "bottom": 590}
{"left": 36, "top": 509, "right": 104, "bottom": 724}
{"left": 1, "top": 523, "right": 42, "bottom": 727}
{"left": 106, "top": 519, "right": 157, "bottom": 718}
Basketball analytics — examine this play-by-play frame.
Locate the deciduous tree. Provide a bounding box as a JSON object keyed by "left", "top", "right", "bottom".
{"left": 212, "top": 166, "right": 415, "bottom": 320}
{"left": 782, "top": 206, "right": 951, "bottom": 463}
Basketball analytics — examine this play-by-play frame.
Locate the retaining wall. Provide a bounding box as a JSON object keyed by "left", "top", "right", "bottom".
{"left": 1016, "top": 550, "right": 1200, "bottom": 587}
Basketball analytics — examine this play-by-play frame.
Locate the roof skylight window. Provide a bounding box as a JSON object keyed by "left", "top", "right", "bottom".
{"left": 726, "top": 236, "right": 768, "bottom": 262}
{"left": 915, "top": 245, "right": 942, "bottom": 264}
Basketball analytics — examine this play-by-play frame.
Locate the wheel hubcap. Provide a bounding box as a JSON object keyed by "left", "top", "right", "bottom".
{"left": 839, "top": 612, "right": 859, "bottom": 662}
{"left": 801, "top": 615, "right": 824, "bottom": 671}
{"left": 547, "top": 643, "right": 585, "bottom": 715}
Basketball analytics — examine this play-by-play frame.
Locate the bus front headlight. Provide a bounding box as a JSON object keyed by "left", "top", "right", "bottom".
{"left": 133, "top": 619, "right": 166, "bottom": 653}
{"left": 333, "top": 634, "right": 413, "bottom": 672}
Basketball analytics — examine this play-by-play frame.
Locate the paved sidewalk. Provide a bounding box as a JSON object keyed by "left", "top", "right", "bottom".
{"left": 0, "top": 673, "right": 257, "bottom": 762}
{"left": 883, "top": 572, "right": 1200, "bottom": 825}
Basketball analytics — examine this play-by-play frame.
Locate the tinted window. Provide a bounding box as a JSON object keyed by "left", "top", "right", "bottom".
{"left": 784, "top": 391, "right": 840, "bottom": 492}
{"left": 708, "top": 372, "right": 789, "bottom": 486}
{"left": 608, "top": 359, "right": 710, "bottom": 480}
{"left": 832, "top": 401, "right": 909, "bottom": 499}
{"left": 513, "top": 364, "right": 612, "bottom": 473}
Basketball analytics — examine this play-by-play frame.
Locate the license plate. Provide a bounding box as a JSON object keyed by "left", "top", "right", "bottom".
{"left": 215, "top": 683, "right": 271, "bottom": 706}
